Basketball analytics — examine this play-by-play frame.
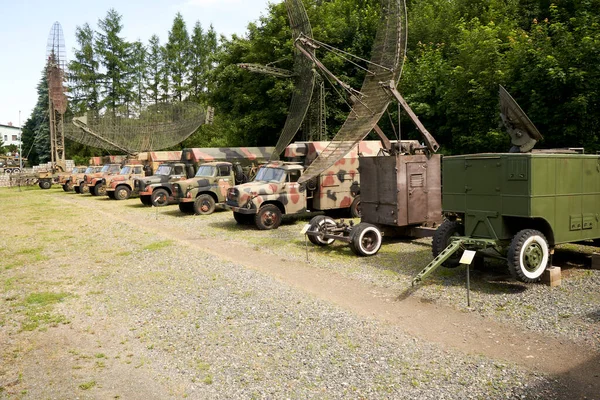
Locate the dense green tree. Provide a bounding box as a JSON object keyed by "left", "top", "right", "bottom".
{"left": 68, "top": 23, "right": 100, "bottom": 115}
{"left": 146, "top": 35, "right": 164, "bottom": 105}
{"left": 95, "top": 9, "right": 131, "bottom": 114}
{"left": 21, "top": 70, "right": 50, "bottom": 165}
{"left": 166, "top": 13, "right": 191, "bottom": 101}
{"left": 126, "top": 40, "right": 148, "bottom": 112}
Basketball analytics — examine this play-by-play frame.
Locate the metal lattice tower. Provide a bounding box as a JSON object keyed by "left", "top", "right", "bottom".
{"left": 46, "top": 21, "right": 67, "bottom": 166}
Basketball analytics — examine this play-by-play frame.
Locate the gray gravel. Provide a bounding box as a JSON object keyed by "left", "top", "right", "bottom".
{"left": 1, "top": 188, "right": 597, "bottom": 398}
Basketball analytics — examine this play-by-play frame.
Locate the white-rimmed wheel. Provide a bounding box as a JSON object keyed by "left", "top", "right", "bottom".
{"left": 507, "top": 229, "right": 549, "bottom": 283}
{"left": 307, "top": 215, "right": 336, "bottom": 246}
{"left": 349, "top": 223, "right": 382, "bottom": 256}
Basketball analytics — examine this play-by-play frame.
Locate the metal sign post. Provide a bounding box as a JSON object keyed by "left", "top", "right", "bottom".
{"left": 301, "top": 224, "right": 311, "bottom": 262}
{"left": 459, "top": 250, "right": 477, "bottom": 307}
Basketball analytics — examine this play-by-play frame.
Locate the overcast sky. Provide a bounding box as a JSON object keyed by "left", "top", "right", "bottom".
{"left": 0, "top": 0, "right": 273, "bottom": 127}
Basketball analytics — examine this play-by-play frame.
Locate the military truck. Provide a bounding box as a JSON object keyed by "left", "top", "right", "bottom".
{"left": 414, "top": 86, "right": 598, "bottom": 284}
{"left": 138, "top": 147, "right": 273, "bottom": 207}
{"left": 73, "top": 166, "right": 104, "bottom": 194}
{"left": 59, "top": 166, "right": 87, "bottom": 191}
{"left": 165, "top": 147, "right": 274, "bottom": 214}
{"left": 224, "top": 141, "right": 384, "bottom": 230}
{"left": 82, "top": 163, "right": 122, "bottom": 196}
{"left": 105, "top": 151, "right": 182, "bottom": 200}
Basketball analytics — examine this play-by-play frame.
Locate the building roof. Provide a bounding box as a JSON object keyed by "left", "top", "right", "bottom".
{"left": 0, "top": 124, "right": 20, "bottom": 130}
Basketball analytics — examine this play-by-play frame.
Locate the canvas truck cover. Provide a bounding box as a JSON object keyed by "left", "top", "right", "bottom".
{"left": 181, "top": 147, "right": 275, "bottom": 165}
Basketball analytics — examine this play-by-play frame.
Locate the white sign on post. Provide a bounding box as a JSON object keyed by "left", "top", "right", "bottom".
{"left": 300, "top": 224, "right": 311, "bottom": 235}
{"left": 459, "top": 250, "right": 477, "bottom": 265}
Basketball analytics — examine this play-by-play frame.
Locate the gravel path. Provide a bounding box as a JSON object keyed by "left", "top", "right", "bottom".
{"left": 1, "top": 187, "right": 598, "bottom": 399}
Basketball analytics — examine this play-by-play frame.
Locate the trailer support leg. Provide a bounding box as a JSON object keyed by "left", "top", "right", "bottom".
{"left": 412, "top": 239, "right": 464, "bottom": 286}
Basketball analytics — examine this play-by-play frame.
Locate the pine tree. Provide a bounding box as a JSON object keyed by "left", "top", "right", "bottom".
{"left": 126, "top": 40, "right": 148, "bottom": 113}
{"left": 21, "top": 69, "right": 51, "bottom": 165}
{"left": 146, "top": 35, "right": 163, "bottom": 106}
{"left": 68, "top": 23, "right": 100, "bottom": 116}
{"left": 166, "top": 13, "right": 191, "bottom": 101}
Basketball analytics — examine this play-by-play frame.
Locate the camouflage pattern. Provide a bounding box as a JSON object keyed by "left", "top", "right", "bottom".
{"left": 140, "top": 147, "right": 275, "bottom": 207}
{"left": 59, "top": 166, "right": 87, "bottom": 191}
{"left": 73, "top": 166, "right": 103, "bottom": 194}
{"left": 105, "top": 152, "right": 181, "bottom": 200}
{"left": 224, "top": 141, "right": 384, "bottom": 228}
{"left": 82, "top": 163, "right": 122, "bottom": 196}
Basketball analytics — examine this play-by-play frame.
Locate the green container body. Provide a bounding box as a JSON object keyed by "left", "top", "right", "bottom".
{"left": 443, "top": 153, "right": 600, "bottom": 244}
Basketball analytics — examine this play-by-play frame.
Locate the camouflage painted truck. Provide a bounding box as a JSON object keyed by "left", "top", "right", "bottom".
{"left": 224, "top": 141, "right": 384, "bottom": 230}
{"left": 59, "top": 165, "right": 87, "bottom": 191}
{"left": 73, "top": 165, "right": 104, "bottom": 194}
{"left": 105, "top": 151, "right": 182, "bottom": 200}
{"left": 165, "top": 147, "right": 274, "bottom": 214}
{"left": 414, "top": 85, "right": 599, "bottom": 284}
{"left": 83, "top": 163, "right": 123, "bottom": 196}
{"left": 75, "top": 155, "right": 126, "bottom": 195}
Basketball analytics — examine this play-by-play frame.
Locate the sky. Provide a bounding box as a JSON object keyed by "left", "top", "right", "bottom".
{"left": 0, "top": 0, "right": 273, "bottom": 128}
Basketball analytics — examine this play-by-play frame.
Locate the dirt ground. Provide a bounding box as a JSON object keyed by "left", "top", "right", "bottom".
{"left": 1, "top": 187, "right": 599, "bottom": 399}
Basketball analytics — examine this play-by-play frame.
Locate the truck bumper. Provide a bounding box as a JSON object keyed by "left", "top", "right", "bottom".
{"left": 223, "top": 204, "right": 257, "bottom": 215}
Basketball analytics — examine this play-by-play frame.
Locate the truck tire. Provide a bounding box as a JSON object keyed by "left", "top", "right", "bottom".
{"left": 194, "top": 194, "right": 216, "bottom": 215}
{"left": 151, "top": 188, "right": 169, "bottom": 207}
{"left": 62, "top": 184, "right": 69, "bottom": 192}
{"left": 307, "top": 215, "right": 336, "bottom": 246}
{"left": 115, "top": 185, "right": 131, "bottom": 200}
{"left": 350, "top": 195, "right": 361, "bottom": 218}
{"left": 80, "top": 182, "right": 89, "bottom": 194}
{"left": 39, "top": 180, "right": 51, "bottom": 190}
{"left": 507, "top": 229, "right": 549, "bottom": 283}
{"left": 65, "top": 181, "right": 74, "bottom": 192}
{"left": 178, "top": 202, "right": 194, "bottom": 214}
{"left": 233, "top": 212, "right": 253, "bottom": 225}
{"left": 255, "top": 204, "right": 282, "bottom": 230}
{"left": 74, "top": 185, "right": 81, "bottom": 194}
{"left": 349, "top": 223, "right": 382, "bottom": 256}
{"left": 432, "top": 220, "right": 465, "bottom": 268}
{"left": 140, "top": 195, "right": 152, "bottom": 206}
{"left": 92, "top": 184, "right": 106, "bottom": 196}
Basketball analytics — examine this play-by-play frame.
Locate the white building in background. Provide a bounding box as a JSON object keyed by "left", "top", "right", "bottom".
{"left": 0, "top": 123, "right": 21, "bottom": 148}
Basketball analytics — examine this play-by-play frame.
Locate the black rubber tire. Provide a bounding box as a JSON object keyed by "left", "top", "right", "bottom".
{"left": 255, "top": 204, "right": 282, "bottom": 230}
{"left": 194, "top": 194, "right": 216, "bottom": 215}
{"left": 432, "top": 220, "right": 465, "bottom": 268}
{"left": 178, "top": 202, "right": 195, "bottom": 214}
{"left": 151, "top": 188, "right": 169, "bottom": 207}
{"left": 307, "top": 215, "right": 336, "bottom": 246}
{"left": 140, "top": 195, "right": 152, "bottom": 206}
{"left": 349, "top": 195, "right": 361, "bottom": 218}
{"left": 74, "top": 185, "right": 81, "bottom": 194}
{"left": 80, "top": 183, "right": 89, "bottom": 194}
{"left": 62, "top": 184, "right": 69, "bottom": 192}
{"left": 39, "top": 180, "right": 52, "bottom": 190}
{"left": 233, "top": 212, "right": 254, "bottom": 225}
{"left": 349, "top": 223, "right": 382, "bottom": 256}
{"left": 115, "top": 185, "right": 131, "bottom": 200}
{"left": 92, "top": 184, "right": 106, "bottom": 196}
{"left": 507, "top": 229, "right": 549, "bottom": 283}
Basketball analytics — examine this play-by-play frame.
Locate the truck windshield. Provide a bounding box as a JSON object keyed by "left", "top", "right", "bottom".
{"left": 84, "top": 167, "right": 94, "bottom": 174}
{"left": 108, "top": 165, "right": 120, "bottom": 173}
{"left": 254, "top": 167, "right": 285, "bottom": 183}
{"left": 100, "top": 165, "right": 110, "bottom": 173}
{"left": 195, "top": 165, "right": 216, "bottom": 177}
{"left": 120, "top": 166, "right": 131, "bottom": 175}
{"left": 156, "top": 165, "right": 172, "bottom": 176}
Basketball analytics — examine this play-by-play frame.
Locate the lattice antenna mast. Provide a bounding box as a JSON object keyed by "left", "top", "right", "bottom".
{"left": 46, "top": 21, "right": 68, "bottom": 168}
{"left": 294, "top": 0, "right": 439, "bottom": 185}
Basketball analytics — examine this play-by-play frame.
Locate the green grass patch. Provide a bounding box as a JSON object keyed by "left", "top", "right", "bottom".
{"left": 19, "top": 292, "right": 71, "bottom": 331}
{"left": 79, "top": 380, "right": 96, "bottom": 390}
{"left": 143, "top": 240, "right": 173, "bottom": 251}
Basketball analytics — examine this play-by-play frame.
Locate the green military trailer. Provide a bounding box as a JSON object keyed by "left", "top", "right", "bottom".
{"left": 416, "top": 86, "right": 599, "bottom": 284}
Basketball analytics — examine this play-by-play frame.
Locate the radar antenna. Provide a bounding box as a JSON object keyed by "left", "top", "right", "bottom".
{"left": 46, "top": 22, "right": 68, "bottom": 169}
{"left": 499, "top": 85, "right": 543, "bottom": 152}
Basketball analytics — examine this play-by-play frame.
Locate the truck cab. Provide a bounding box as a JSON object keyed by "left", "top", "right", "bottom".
{"left": 59, "top": 166, "right": 86, "bottom": 191}
{"left": 84, "top": 163, "right": 122, "bottom": 196}
{"left": 73, "top": 166, "right": 103, "bottom": 194}
{"left": 105, "top": 164, "right": 145, "bottom": 200}
{"left": 136, "top": 162, "right": 194, "bottom": 206}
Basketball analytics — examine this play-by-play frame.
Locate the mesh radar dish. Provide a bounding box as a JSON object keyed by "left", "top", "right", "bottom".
{"left": 297, "top": 0, "right": 411, "bottom": 184}
{"left": 46, "top": 21, "right": 68, "bottom": 166}
{"left": 63, "top": 102, "right": 206, "bottom": 154}
{"left": 237, "top": 0, "right": 316, "bottom": 160}
{"left": 499, "top": 85, "right": 543, "bottom": 153}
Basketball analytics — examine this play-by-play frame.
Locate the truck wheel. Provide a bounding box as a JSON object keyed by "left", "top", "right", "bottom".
{"left": 178, "top": 202, "right": 194, "bottom": 214}
{"left": 151, "top": 188, "right": 169, "bottom": 207}
{"left": 115, "top": 186, "right": 131, "bottom": 200}
{"left": 80, "top": 183, "right": 89, "bottom": 194}
{"left": 39, "top": 180, "right": 52, "bottom": 190}
{"left": 93, "top": 184, "right": 106, "bottom": 196}
{"left": 194, "top": 194, "right": 216, "bottom": 215}
{"left": 432, "top": 220, "right": 465, "bottom": 268}
{"left": 140, "top": 195, "right": 152, "bottom": 206}
{"left": 507, "top": 229, "right": 549, "bottom": 283}
{"left": 349, "top": 223, "right": 382, "bottom": 256}
{"left": 307, "top": 215, "right": 336, "bottom": 246}
{"left": 255, "top": 204, "right": 282, "bottom": 230}
{"left": 74, "top": 185, "right": 81, "bottom": 194}
{"left": 62, "top": 184, "right": 69, "bottom": 192}
{"left": 65, "top": 181, "right": 74, "bottom": 192}
{"left": 350, "top": 195, "right": 361, "bottom": 218}
{"left": 233, "top": 212, "right": 253, "bottom": 225}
